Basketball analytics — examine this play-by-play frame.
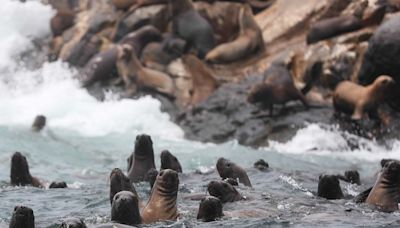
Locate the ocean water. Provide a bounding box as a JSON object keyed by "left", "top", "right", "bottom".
{"left": 1, "top": 1, "right": 400, "bottom": 227}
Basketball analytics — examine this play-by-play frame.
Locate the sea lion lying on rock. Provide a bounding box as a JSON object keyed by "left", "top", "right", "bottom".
{"left": 10, "top": 152, "right": 43, "bottom": 188}
{"left": 317, "top": 175, "right": 344, "bottom": 200}
{"left": 127, "top": 134, "right": 156, "bottom": 183}
{"left": 207, "top": 180, "right": 243, "bottom": 203}
{"left": 216, "top": 157, "right": 252, "bottom": 187}
{"left": 9, "top": 206, "right": 35, "bottom": 228}
{"left": 333, "top": 75, "right": 395, "bottom": 121}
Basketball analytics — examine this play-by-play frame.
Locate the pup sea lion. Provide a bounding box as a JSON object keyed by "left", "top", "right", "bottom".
{"left": 9, "top": 206, "right": 34, "bottom": 228}
{"left": 247, "top": 62, "right": 309, "bottom": 116}
{"left": 110, "top": 168, "right": 138, "bottom": 205}
{"left": 197, "top": 196, "right": 224, "bottom": 222}
{"left": 317, "top": 175, "right": 344, "bottom": 200}
{"left": 366, "top": 160, "right": 400, "bottom": 212}
{"left": 49, "top": 181, "right": 68, "bottom": 189}
{"left": 116, "top": 44, "right": 175, "bottom": 97}
{"left": 216, "top": 157, "right": 252, "bottom": 187}
{"left": 10, "top": 152, "right": 43, "bottom": 188}
{"left": 182, "top": 54, "right": 218, "bottom": 105}
{"left": 60, "top": 218, "right": 87, "bottom": 228}
{"left": 127, "top": 134, "right": 156, "bottom": 183}
{"left": 111, "top": 191, "right": 141, "bottom": 225}
{"left": 207, "top": 180, "right": 243, "bottom": 203}
{"left": 31, "top": 115, "right": 46, "bottom": 132}
{"left": 169, "top": 0, "right": 215, "bottom": 58}
{"left": 205, "top": 5, "right": 264, "bottom": 63}
{"left": 333, "top": 75, "right": 395, "bottom": 120}
{"left": 160, "top": 150, "right": 182, "bottom": 173}
{"left": 141, "top": 169, "right": 179, "bottom": 223}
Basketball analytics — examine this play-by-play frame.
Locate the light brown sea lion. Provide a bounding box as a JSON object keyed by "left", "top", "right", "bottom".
{"left": 116, "top": 44, "right": 175, "bottom": 97}
{"left": 182, "top": 54, "right": 218, "bottom": 105}
{"left": 9, "top": 206, "right": 35, "bottom": 228}
{"left": 333, "top": 75, "right": 395, "bottom": 120}
{"left": 111, "top": 191, "right": 141, "bottom": 225}
{"left": 247, "top": 62, "right": 309, "bottom": 116}
{"left": 205, "top": 5, "right": 264, "bottom": 63}
{"left": 31, "top": 115, "right": 46, "bottom": 132}
{"left": 216, "top": 157, "right": 252, "bottom": 187}
{"left": 141, "top": 169, "right": 179, "bottom": 223}
{"left": 10, "top": 152, "right": 43, "bottom": 188}
{"left": 207, "top": 180, "right": 243, "bottom": 203}
{"left": 127, "top": 134, "right": 156, "bottom": 183}
{"left": 366, "top": 160, "right": 400, "bottom": 212}
{"left": 160, "top": 150, "right": 182, "bottom": 173}
{"left": 109, "top": 168, "right": 138, "bottom": 205}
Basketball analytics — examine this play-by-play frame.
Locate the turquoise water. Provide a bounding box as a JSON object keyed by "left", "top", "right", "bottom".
{"left": 2, "top": 0, "right": 400, "bottom": 227}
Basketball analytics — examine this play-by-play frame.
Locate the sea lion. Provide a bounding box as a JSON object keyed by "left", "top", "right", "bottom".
{"left": 60, "top": 218, "right": 87, "bottom": 228}
{"left": 366, "top": 160, "right": 400, "bottom": 212}
{"left": 253, "top": 159, "right": 269, "bottom": 171}
{"left": 337, "top": 170, "right": 361, "bottom": 185}
{"left": 127, "top": 134, "right": 156, "bottom": 183}
{"left": 247, "top": 62, "right": 309, "bottom": 116}
{"left": 317, "top": 175, "right": 344, "bottom": 200}
{"left": 49, "top": 181, "right": 68, "bottom": 189}
{"left": 205, "top": 5, "right": 264, "bottom": 63}
{"left": 197, "top": 196, "right": 224, "bottom": 222}
{"left": 216, "top": 157, "right": 252, "bottom": 187}
{"left": 50, "top": 10, "right": 75, "bottom": 37}
{"left": 182, "top": 54, "right": 218, "bottom": 105}
{"left": 307, "top": 6, "right": 386, "bottom": 44}
{"left": 141, "top": 169, "right": 179, "bottom": 223}
{"left": 112, "top": 0, "right": 135, "bottom": 10}
{"left": 110, "top": 168, "right": 138, "bottom": 205}
{"left": 145, "top": 168, "right": 158, "bottom": 189}
{"left": 9, "top": 206, "right": 35, "bottom": 228}
{"left": 31, "top": 115, "right": 46, "bottom": 132}
{"left": 81, "top": 47, "right": 119, "bottom": 88}
{"left": 160, "top": 150, "right": 182, "bottom": 173}
{"left": 111, "top": 191, "right": 141, "bottom": 225}
{"left": 207, "top": 180, "right": 243, "bottom": 203}
{"left": 116, "top": 44, "right": 175, "bottom": 97}
{"left": 169, "top": 0, "right": 215, "bottom": 58}
{"left": 118, "top": 25, "right": 162, "bottom": 56}
{"left": 333, "top": 75, "right": 395, "bottom": 120}
{"left": 10, "top": 152, "right": 43, "bottom": 188}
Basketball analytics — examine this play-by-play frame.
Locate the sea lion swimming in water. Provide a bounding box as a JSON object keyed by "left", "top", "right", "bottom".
{"left": 10, "top": 152, "right": 43, "bottom": 188}
{"left": 216, "top": 157, "right": 252, "bottom": 187}
{"left": 31, "top": 115, "right": 46, "bottom": 132}
{"left": 317, "top": 175, "right": 344, "bottom": 200}
{"left": 111, "top": 191, "right": 141, "bottom": 225}
{"left": 49, "top": 181, "right": 68, "bottom": 189}
{"left": 9, "top": 206, "right": 35, "bottom": 228}
{"left": 197, "top": 196, "right": 224, "bottom": 222}
{"left": 110, "top": 168, "right": 138, "bottom": 205}
{"left": 160, "top": 150, "right": 182, "bottom": 173}
{"left": 127, "top": 134, "right": 156, "bottom": 183}
{"left": 141, "top": 169, "right": 179, "bottom": 223}
{"left": 60, "top": 218, "right": 87, "bottom": 228}
{"left": 207, "top": 180, "right": 243, "bottom": 203}
{"left": 366, "top": 160, "right": 400, "bottom": 212}
{"left": 333, "top": 75, "right": 395, "bottom": 121}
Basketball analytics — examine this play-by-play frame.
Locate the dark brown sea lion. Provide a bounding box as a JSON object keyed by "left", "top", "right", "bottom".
{"left": 141, "top": 169, "right": 179, "bottom": 223}
{"left": 197, "top": 196, "right": 224, "bottom": 222}
{"left": 9, "top": 206, "right": 35, "bottom": 228}
{"left": 317, "top": 175, "right": 344, "bottom": 200}
{"left": 253, "top": 159, "right": 269, "bottom": 171}
{"left": 50, "top": 10, "right": 75, "bottom": 37}
{"left": 118, "top": 25, "right": 162, "bottom": 56}
{"left": 207, "top": 180, "right": 243, "bottom": 203}
{"left": 307, "top": 6, "right": 386, "bottom": 44}
{"left": 205, "top": 5, "right": 264, "bottom": 63}
{"left": 337, "top": 170, "right": 361, "bottom": 185}
{"left": 31, "top": 115, "right": 46, "bottom": 132}
{"left": 116, "top": 44, "right": 175, "bottom": 97}
{"left": 112, "top": 0, "right": 135, "bottom": 10}
{"left": 160, "top": 150, "right": 182, "bottom": 173}
{"left": 110, "top": 168, "right": 138, "bottom": 205}
{"left": 146, "top": 168, "right": 158, "bottom": 189}
{"left": 366, "top": 160, "right": 400, "bottom": 212}
{"left": 60, "top": 218, "right": 87, "bottom": 228}
{"left": 216, "top": 157, "right": 252, "bottom": 187}
{"left": 10, "top": 152, "right": 43, "bottom": 188}
{"left": 127, "top": 134, "right": 156, "bottom": 183}
{"left": 111, "top": 191, "right": 141, "bottom": 225}
{"left": 169, "top": 0, "right": 215, "bottom": 58}
{"left": 333, "top": 75, "right": 395, "bottom": 120}
{"left": 49, "top": 181, "right": 68, "bottom": 189}
{"left": 247, "top": 62, "right": 309, "bottom": 116}
{"left": 182, "top": 54, "right": 218, "bottom": 106}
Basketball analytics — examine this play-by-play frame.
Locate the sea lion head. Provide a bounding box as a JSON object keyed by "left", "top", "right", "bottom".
{"left": 9, "top": 206, "right": 35, "bottom": 228}
{"left": 317, "top": 175, "right": 344, "bottom": 200}
{"left": 254, "top": 159, "right": 269, "bottom": 171}
{"left": 118, "top": 44, "right": 133, "bottom": 61}
{"left": 197, "top": 196, "right": 224, "bottom": 222}
{"left": 109, "top": 168, "right": 136, "bottom": 205}
{"left": 60, "top": 217, "right": 87, "bottom": 228}
{"left": 154, "top": 169, "right": 179, "bottom": 195}
{"left": 207, "top": 180, "right": 242, "bottom": 203}
{"left": 49, "top": 181, "right": 68, "bottom": 189}
{"left": 32, "top": 115, "right": 46, "bottom": 132}
{"left": 10, "top": 152, "right": 33, "bottom": 186}
{"left": 381, "top": 160, "right": 400, "bottom": 184}
{"left": 381, "top": 158, "right": 400, "bottom": 168}
{"left": 344, "top": 170, "right": 361, "bottom": 185}
{"left": 111, "top": 191, "right": 141, "bottom": 226}
{"left": 160, "top": 150, "right": 182, "bottom": 173}
{"left": 216, "top": 157, "right": 252, "bottom": 187}
{"left": 167, "top": 0, "right": 193, "bottom": 16}
{"left": 134, "top": 134, "right": 154, "bottom": 157}
{"left": 372, "top": 75, "right": 395, "bottom": 98}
